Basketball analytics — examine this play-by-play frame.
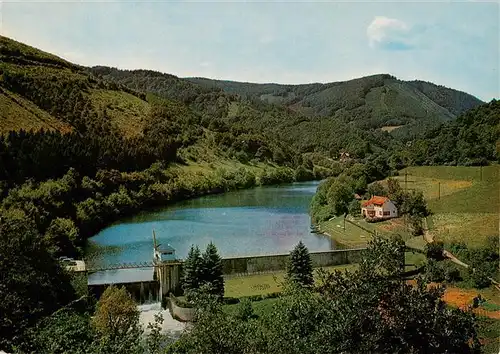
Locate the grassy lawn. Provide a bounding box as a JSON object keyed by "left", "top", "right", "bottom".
{"left": 405, "top": 236, "right": 427, "bottom": 250}
{"left": 321, "top": 215, "right": 428, "bottom": 251}
{"left": 405, "top": 251, "right": 426, "bottom": 271}
{"left": 224, "top": 264, "right": 358, "bottom": 298}
{"left": 320, "top": 217, "right": 372, "bottom": 248}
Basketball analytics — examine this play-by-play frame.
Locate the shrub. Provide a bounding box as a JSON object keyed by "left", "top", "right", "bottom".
{"left": 424, "top": 259, "right": 445, "bottom": 283}
{"left": 425, "top": 241, "right": 444, "bottom": 261}
{"left": 294, "top": 165, "right": 314, "bottom": 182}
{"left": 234, "top": 298, "right": 254, "bottom": 321}
{"left": 443, "top": 262, "right": 462, "bottom": 283}
{"left": 348, "top": 199, "right": 361, "bottom": 217}
{"left": 466, "top": 267, "right": 492, "bottom": 289}
{"left": 170, "top": 294, "right": 194, "bottom": 309}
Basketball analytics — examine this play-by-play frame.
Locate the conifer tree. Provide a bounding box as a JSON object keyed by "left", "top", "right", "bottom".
{"left": 200, "top": 242, "right": 224, "bottom": 298}
{"left": 182, "top": 245, "right": 202, "bottom": 301}
{"left": 287, "top": 241, "right": 313, "bottom": 287}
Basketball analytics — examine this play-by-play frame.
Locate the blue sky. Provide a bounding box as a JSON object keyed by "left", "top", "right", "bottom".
{"left": 2, "top": 0, "right": 499, "bottom": 101}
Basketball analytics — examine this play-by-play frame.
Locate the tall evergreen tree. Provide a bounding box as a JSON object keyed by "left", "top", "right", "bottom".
{"left": 287, "top": 241, "right": 313, "bottom": 288}
{"left": 201, "top": 242, "right": 224, "bottom": 298}
{"left": 182, "top": 245, "right": 203, "bottom": 301}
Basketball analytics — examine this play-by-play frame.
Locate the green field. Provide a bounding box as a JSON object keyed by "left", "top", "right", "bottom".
{"left": 396, "top": 166, "right": 499, "bottom": 248}
{"left": 322, "top": 215, "right": 417, "bottom": 247}
{"left": 321, "top": 166, "right": 499, "bottom": 249}
{"left": 224, "top": 264, "right": 358, "bottom": 298}
{"left": 320, "top": 217, "right": 373, "bottom": 248}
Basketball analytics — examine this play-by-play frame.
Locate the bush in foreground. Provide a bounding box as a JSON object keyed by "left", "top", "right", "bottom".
{"left": 170, "top": 236, "right": 480, "bottom": 354}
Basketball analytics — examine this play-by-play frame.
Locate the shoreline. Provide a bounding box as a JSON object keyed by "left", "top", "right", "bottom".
{"left": 315, "top": 221, "right": 369, "bottom": 250}
{"left": 83, "top": 178, "right": 325, "bottom": 262}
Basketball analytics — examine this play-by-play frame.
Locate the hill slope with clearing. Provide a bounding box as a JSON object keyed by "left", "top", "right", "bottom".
{"left": 187, "top": 74, "right": 483, "bottom": 136}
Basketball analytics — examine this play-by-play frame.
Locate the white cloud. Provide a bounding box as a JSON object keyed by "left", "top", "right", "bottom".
{"left": 367, "top": 16, "right": 414, "bottom": 50}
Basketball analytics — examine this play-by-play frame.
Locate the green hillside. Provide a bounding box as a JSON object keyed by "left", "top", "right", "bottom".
{"left": 0, "top": 87, "right": 73, "bottom": 133}
{"left": 0, "top": 35, "right": 307, "bottom": 189}
{"left": 0, "top": 36, "right": 148, "bottom": 135}
{"left": 187, "top": 74, "right": 483, "bottom": 134}
{"left": 395, "top": 99, "right": 500, "bottom": 166}
{"left": 1, "top": 34, "right": 495, "bottom": 177}
{"left": 95, "top": 67, "right": 484, "bottom": 152}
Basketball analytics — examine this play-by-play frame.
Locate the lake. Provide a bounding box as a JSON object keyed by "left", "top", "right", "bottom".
{"left": 87, "top": 180, "right": 334, "bottom": 271}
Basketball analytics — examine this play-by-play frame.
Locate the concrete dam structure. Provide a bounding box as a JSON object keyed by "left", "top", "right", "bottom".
{"left": 83, "top": 231, "right": 365, "bottom": 303}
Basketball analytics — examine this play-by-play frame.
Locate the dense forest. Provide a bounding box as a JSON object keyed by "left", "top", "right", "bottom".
{"left": 0, "top": 34, "right": 499, "bottom": 352}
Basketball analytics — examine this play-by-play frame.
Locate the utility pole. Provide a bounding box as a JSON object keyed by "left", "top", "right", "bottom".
{"left": 480, "top": 166, "right": 483, "bottom": 182}
{"left": 403, "top": 171, "right": 415, "bottom": 192}
{"left": 438, "top": 182, "right": 441, "bottom": 200}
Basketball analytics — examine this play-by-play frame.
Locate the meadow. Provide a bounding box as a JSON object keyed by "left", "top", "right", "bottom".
{"left": 392, "top": 166, "right": 499, "bottom": 248}
{"left": 321, "top": 165, "right": 499, "bottom": 249}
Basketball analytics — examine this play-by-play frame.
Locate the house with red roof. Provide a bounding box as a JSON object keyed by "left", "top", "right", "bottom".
{"left": 361, "top": 196, "right": 398, "bottom": 220}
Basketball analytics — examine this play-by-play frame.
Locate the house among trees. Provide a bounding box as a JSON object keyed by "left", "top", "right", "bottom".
{"left": 339, "top": 151, "right": 351, "bottom": 162}
{"left": 361, "top": 196, "right": 398, "bottom": 220}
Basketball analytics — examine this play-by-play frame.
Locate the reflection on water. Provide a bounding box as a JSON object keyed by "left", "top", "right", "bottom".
{"left": 87, "top": 268, "right": 154, "bottom": 285}
{"left": 87, "top": 181, "right": 333, "bottom": 271}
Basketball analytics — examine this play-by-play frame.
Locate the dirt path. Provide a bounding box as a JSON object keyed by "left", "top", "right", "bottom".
{"left": 442, "top": 250, "right": 469, "bottom": 268}
{"left": 422, "top": 217, "right": 500, "bottom": 291}
{"left": 422, "top": 217, "right": 434, "bottom": 243}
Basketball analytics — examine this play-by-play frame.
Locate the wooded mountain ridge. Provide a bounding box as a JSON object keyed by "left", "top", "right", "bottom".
{"left": 0, "top": 34, "right": 496, "bottom": 172}
{"left": 93, "top": 67, "right": 483, "bottom": 136}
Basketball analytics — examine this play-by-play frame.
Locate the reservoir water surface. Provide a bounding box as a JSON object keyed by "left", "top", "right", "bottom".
{"left": 87, "top": 180, "right": 334, "bottom": 270}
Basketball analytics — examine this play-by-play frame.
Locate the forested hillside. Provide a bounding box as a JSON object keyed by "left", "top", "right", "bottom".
{"left": 187, "top": 74, "right": 483, "bottom": 134}
{"left": 92, "top": 67, "right": 484, "bottom": 152}
{"left": 0, "top": 36, "right": 300, "bottom": 184}
{"left": 1, "top": 35, "right": 496, "bottom": 190}
{"left": 397, "top": 99, "right": 500, "bottom": 166}
{"left": 90, "top": 66, "right": 384, "bottom": 157}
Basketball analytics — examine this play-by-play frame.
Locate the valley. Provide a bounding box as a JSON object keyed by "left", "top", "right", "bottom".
{"left": 0, "top": 33, "right": 498, "bottom": 354}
